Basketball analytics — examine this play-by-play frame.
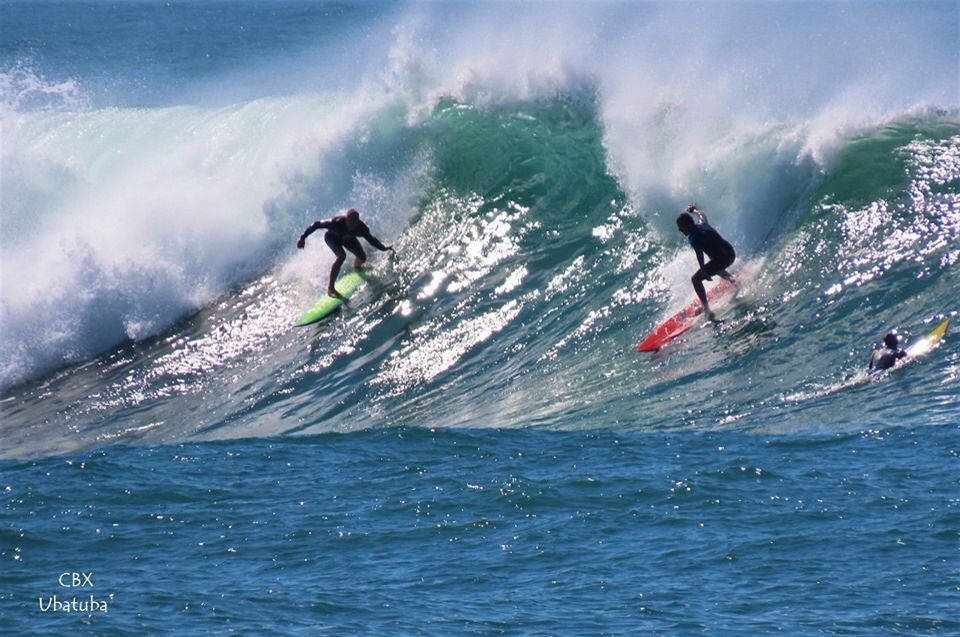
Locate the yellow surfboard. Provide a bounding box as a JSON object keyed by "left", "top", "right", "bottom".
{"left": 905, "top": 318, "right": 950, "bottom": 357}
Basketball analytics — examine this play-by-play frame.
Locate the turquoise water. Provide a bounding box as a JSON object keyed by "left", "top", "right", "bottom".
{"left": 2, "top": 1, "right": 959, "bottom": 634}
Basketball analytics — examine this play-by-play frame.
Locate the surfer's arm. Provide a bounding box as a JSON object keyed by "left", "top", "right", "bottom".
{"left": 359, "top": 227, "right": 393, "bottom": 252}
{"left": 297, "top": 221, "right": 329, "bottom": 248}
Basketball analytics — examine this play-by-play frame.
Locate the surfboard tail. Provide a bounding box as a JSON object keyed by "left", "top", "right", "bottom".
{"left": 635, "top": 278, "right": 735, "bottom": 352}
{"left": 295, "top": 270, "right": 366, "bottom": 327}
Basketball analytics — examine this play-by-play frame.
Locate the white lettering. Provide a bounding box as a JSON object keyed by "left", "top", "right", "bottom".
{"left": 58, "top": 572, "right": 94, "bottom": 587}
{"left": 39, "top": 595, "right": 108, "bottom": 614}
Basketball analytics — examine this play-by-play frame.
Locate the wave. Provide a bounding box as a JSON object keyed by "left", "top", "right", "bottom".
{"left": 1, "top": 1, "right": 958, "bottom": 456}
{"left": 2, "top": 95, "right": 958, "bottom": 457}
{"left": 0, "top": 88, "right": 437, "bottom": 387}
{"left": 0, "top": 88, "right": 797, "bottom": 388}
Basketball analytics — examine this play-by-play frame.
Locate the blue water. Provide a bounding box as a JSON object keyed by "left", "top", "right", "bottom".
{"left": 4, "top": 427, "right": 959, "bottom": 634}
{"left": 2, "top": 1, "right": 959, "bottom": 634}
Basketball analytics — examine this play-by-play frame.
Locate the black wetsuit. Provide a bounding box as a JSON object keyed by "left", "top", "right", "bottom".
{"left": 298, "top": 215, "right": 391, "bottom": 294}
{"left": 869, "top": 347, "right": 907, "bottom": 372}
{"left": 302, "top": 215, "right": 390, "bottom": 261}
{"left": 688, "top": 222, "right": 736, "bottom": 277}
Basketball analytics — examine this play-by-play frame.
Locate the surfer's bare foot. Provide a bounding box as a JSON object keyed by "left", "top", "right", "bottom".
{"left": 327, "top": 288, "right": 345, "bottom": 300}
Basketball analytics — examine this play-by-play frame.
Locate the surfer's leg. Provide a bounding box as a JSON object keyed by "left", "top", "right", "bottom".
{"left": 717, "top": 251, "right": 736, "bottom": 284}
{"left": 719, "top": 270, "right": 737, "bottom": 285}
{"left": 343, "top": 237, "right": 367, "bottom": 269}
{"left": 325, "top": 235, "right": 347, "bottom": 299}
{"left": 328, "top": 255, "right": 347, "bottom": 299}
{"left": 691, "top": 270, "right": 711, "bottom": 315}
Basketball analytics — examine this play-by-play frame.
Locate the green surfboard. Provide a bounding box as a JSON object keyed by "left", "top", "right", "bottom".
{"left": 296, "top": 270, "right": 366, "bottom": 326}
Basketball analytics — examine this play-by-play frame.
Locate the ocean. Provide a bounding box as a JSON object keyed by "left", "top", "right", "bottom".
{"left": 1, "top": 1, "right": 958, "bottom": 634}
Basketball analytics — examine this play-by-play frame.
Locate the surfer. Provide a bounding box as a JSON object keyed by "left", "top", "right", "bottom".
{"left": 868, "top": 330, "right": 907, "bottom": 372}
{"left": 297, "top": 208, "right": 394, "bottom": 299}
{"left": 676, "top": 204, "right": 736, "bottom": 318}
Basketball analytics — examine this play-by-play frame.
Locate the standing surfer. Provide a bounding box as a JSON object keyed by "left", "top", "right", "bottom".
{"left": 297, "top": 208, "right": 394, "bottom": 299}
{"left": 676, "top": 204, "right": 736, "bottom": 318}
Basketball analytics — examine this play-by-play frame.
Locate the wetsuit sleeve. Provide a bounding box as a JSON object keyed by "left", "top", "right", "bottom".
{"left": 299, "top": 220, "right": 330, "bottom": 242}
{"left": 358, "top": 223, "right": 390, "bottom": 251}
{"left": 694, "top": 245, "right": 705, "bottom": 269}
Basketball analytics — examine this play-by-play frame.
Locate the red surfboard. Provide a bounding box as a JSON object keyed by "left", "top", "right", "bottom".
{"left": 636, "top": 278, "right": 736, "bottom": 352}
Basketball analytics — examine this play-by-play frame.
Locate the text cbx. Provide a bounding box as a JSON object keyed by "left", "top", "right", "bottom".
{"left": 59, "top": 573, "right": 93, "bottom": 588}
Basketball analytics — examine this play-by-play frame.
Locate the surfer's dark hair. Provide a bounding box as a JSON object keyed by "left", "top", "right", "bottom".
{"left": 884, "top": 330, "right": 900, "bottom": 348}
{"left": 346, "top": 208, "right": 359, "bottom": 219}
{"left": 676, "top": 212, "right": 694, "bottom": 228}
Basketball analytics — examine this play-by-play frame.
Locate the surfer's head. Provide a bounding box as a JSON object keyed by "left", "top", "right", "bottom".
{"left": 883, "top": 330, "right": 900, "bottom": 349}
{"left": 345, "top": 208, "right": 360, "bottom": 229}
{"left": 676, "top": 213, "right": 695, "bottom": 235}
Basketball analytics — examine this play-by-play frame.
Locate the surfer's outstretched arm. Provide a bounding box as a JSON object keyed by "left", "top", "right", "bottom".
{"left": 357, "top": 225, "right": 394, "bottom": 252}
{"left": 296, "top": 220, "right": 331, "bottom": 248}
{"left": 363, "top": 233, "right": 393, "bottom": 252}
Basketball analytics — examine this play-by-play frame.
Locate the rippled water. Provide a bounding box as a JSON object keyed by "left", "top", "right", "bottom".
{"left": 4, "top": 426, "right": 959, "bottom": 634}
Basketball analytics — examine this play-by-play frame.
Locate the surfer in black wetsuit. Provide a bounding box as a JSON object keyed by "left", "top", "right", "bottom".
{"left": 297, "top": 208, "right": 393, "bottom": 299}
{"left": 868, "top": 330, "right": 907, "bottom": 372}
{"left": 676, "top": 204, "right": 736, "bottom": 318}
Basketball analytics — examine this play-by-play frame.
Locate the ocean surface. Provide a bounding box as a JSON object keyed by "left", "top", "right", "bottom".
{"left": 1, "top": 1, "right": 958, "bottom": 634}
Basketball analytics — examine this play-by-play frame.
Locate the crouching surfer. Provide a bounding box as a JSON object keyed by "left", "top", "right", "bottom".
{"left": 676, "top": 204, "right": 737, "bottom": 318}
{"left": 868, "top": 330, "right": 907, "bottom": 372}
{"left": 297, "top": 208, "right": 394, "bottom": 299}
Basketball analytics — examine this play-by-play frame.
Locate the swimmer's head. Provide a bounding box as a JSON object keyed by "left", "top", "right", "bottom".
{"left": 883, "top": 330, "right": 900, "bottom": 349}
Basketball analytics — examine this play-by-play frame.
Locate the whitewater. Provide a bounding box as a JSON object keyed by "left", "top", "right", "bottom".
{"left": 1, "top": 1, "right": 958, "bottom": 634}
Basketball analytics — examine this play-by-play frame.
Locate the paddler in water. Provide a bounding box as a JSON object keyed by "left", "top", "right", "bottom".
{"left": 297, "top": 208, "right": 394, "bottom": 299}
{"left": 676, "top": 204, "right": 737, "bottom": 318}
{"left": 868, "top": 329, "right": 907, "bottom": 372}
